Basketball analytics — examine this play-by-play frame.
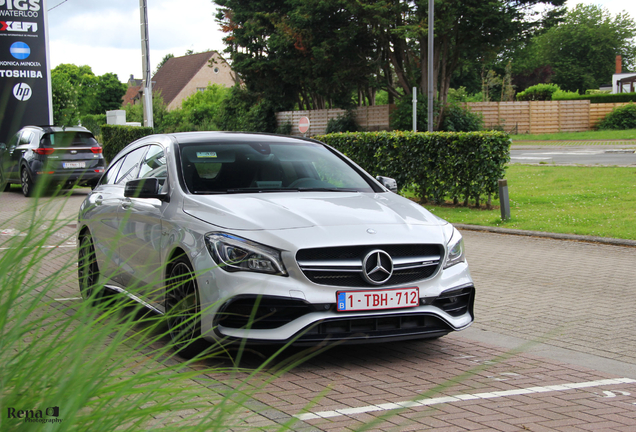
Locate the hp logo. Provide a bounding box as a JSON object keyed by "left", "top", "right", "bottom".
{"left": 13, "top": 83, "right": 32, "bottom": 101}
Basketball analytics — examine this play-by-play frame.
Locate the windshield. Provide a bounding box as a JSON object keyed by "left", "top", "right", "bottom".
{"left": 179, "top": 141, "right": 376, "bottom": 194}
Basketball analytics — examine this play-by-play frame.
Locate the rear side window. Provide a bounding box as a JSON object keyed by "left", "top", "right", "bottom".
{"left": 40, "top": 132, "right": 98, "bottom": 147}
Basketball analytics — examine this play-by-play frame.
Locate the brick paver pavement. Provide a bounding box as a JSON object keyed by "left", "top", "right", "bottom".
{"left": 2, "top": 187, "right": 636, "bottom": 431}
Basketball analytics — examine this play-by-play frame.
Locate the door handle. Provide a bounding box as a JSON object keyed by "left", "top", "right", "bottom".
{"left": 121, "top": 198, "right": 132, "bottom": 209}
{"left": 94, "top": 195, "right": 103, "bottom": 205}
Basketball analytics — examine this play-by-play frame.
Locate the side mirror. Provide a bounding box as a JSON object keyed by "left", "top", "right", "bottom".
{"left": 376, "top": 176, "right": 398, "bottom": 193}
{"left": 124, "top": 178, "right": 169, "bottom": 202}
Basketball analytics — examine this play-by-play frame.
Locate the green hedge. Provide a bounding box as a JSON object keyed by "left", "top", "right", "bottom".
{"left": 80, "top": 114, "right": 106, "bottom": 137}
{"left": 552, "top": 92, "right": 636, "bottom": 103}
{"left": 317, "top": 131, "right": 511, "bottom": 205}
{"left": 101, "top": 125, "right": 154, "bottom": 162}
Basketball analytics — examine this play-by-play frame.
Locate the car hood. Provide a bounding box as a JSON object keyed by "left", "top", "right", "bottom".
{"left": 182, "top": 192, "right": 443, "bottom": 231}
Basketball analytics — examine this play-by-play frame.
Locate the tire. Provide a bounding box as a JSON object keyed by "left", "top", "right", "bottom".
{"left": 78, "top": 233, "right": 105, "bottom": 304}
{"left": 21, "top": 168, "right": 34, "bottom": 197}
{"left": 165, "top": 255, "right": 208, "bottom": 358}
{"left": 0, "top": 170, "right": 9, "bottom": 191}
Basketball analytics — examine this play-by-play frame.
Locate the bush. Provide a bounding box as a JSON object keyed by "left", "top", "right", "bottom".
{"left": 597, "top": 103, "right": 636, "bottom": 130}
{"left": 80, "top": 114, "right": 106, "bottom": 136}
{"left": 390, "top": 94, "right": 441, "bottom": 131}
{"left": 317, "top": 131, "right": 510, "bottom": 206}
{"left": 552, "top": 92, "right": 636, "bottom": 104}
{"left": 101, "top": 125, "right": 154, "bottom": 162}
{"left": 441, "top": 103, "right": 483, "bottom": 132}
{"left": 326, "top": 110, "right": 359, "bottom": 133}
{"left": 516, "top": 83, "right": 561, "bottom": 101}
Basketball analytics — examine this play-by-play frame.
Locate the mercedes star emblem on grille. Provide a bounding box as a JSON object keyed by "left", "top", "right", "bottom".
{"left": 362, "top": 250, "right": 393, "bottom": 285}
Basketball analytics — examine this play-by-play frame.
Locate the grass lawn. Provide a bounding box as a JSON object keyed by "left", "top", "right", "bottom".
{"left": 510, "top": 129, "right": 636, "bottom": 142}
{"left": 418, "top": 165, "right": 636, "bottom": 240}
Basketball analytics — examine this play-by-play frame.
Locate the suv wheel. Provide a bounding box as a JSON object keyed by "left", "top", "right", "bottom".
{"left": 21, "top": 168, "right": 34, "bottom": 197}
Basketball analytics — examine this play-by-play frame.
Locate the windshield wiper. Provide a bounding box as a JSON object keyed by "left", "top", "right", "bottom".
{"left": 296, "top": 187, "right": 359, "bottom": 192}
{"left": 226, "top": 188, "right": 299, "bottom": 194}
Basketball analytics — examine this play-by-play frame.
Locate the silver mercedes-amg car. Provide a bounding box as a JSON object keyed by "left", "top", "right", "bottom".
{"left": 78, "top": 132, "right": 474, "bottom": 356}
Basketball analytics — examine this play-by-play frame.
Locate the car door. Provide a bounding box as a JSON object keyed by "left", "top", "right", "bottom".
{"left": 117, "top": 144, "right": 168, "bottom": 305}
{"left": 84, "top": 146, "right": 147, "bottom": 285}
{"left": 5, "top": 131, "right": 28, "bottom": 180}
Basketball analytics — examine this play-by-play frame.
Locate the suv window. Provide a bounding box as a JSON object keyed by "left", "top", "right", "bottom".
{"left": 19, "top": 131, "right": 32, "bottom": 145}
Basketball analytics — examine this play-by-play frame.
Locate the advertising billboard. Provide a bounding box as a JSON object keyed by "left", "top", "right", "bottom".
{"left": 0, "top": 0, "right": 52, "bottom": 145}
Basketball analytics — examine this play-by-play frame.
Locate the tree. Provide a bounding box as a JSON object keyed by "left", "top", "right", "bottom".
{"left": 51, "top": 64, "right": 126, "bottom": 118}
{"left": 51, "top": 71, "right": 80, "bottom": 126}
{"left": 95, "top": 73, "right": 127, "bottom": 113}
{"left": 215, "top": 0, "right": 566, "bottom": 126}
{"left": 215, "top": 0, "right": 379, "bottom": 110}
{"left": 527, "top": 4, "right": 636, "bottom": 93}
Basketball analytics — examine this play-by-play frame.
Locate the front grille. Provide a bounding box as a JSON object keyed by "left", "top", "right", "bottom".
{"left": 297, "top": 313, "right": 451, "bottom": 342}
{"left": 296, "top": 244, "right": 443, "bottom": 287}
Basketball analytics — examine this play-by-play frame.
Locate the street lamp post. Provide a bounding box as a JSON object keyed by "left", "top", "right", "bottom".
{"left": 428, "top": 0, "right": 434, "bottom": 132}
{"left": 140, "top": 0, "right": 153, "bottom": 128}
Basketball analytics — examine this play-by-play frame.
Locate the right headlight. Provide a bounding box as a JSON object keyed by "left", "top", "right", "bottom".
{"left": 205, "top": 232, "right": 287, "bottom": 276}
{"left": 443, "top": 225, "right": 465, "bottom": 269}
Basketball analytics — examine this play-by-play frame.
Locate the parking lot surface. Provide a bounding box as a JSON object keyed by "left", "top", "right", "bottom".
{"left": 2, "top": 187, "right": 636, "bottom": 431}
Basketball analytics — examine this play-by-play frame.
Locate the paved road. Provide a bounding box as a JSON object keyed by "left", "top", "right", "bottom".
{"left": 511, "top": 145, "right": 636, "bottom": 166}
{"left": 2, "top": 187, "right": 636, "bottom": 431}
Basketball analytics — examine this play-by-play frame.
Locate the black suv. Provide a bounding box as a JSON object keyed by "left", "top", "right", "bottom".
{"left": 0, "top": 126, "right": 105, "bottom": 196}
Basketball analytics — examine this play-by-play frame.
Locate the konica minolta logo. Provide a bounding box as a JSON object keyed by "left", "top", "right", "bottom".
{"left": 6, "top": 406, "right": 64, "bottom": 424}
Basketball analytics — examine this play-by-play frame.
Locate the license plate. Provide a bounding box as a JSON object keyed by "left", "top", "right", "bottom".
{"left": 62, "top": 162, "right": 85, "bottom": 169}
{"left": 337, "top": 287, "right": 419, "bottom": 312}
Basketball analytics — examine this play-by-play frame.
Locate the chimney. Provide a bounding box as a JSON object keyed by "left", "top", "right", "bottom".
{"left": 616, "top": 55, "right": 622, "bottom": 74}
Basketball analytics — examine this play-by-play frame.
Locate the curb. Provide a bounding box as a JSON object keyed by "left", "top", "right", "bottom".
{"left": 454, "top": 223, "right": 636, "bottom": 248}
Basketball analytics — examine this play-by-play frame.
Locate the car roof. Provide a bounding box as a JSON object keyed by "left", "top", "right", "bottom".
{"left": 22, "top": 125, "right": 93, "bottom": 134}
{"left": 165, "top": 131, "right": 321, "bottom": 146}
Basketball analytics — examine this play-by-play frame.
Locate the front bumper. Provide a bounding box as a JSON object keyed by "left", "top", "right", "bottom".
{"left": 206, "top": 285, "right": 475, "bottom": 345}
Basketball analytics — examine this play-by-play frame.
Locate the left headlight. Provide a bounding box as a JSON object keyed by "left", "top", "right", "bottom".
{"left": 443, "top": 225, "right": 465, "bottom": 269}
{"left": 205, "top": 232, "right": 287, "bottom": 276}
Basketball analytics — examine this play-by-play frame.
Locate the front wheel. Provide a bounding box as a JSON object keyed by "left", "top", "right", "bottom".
{"left": 78, "top": 233, "right": 105, "bottom": 304}
{"left": 21, "top": 168, "right": 34, "bottom": 197}
{"left": 165, "top": 255, "right": 208, "bottom": 358}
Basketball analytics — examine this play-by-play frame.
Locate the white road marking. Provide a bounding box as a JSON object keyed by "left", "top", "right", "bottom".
{"left": 54, "top": 297, "right": 82, "bottom": 302}
{"left": 511, "top": 157, "right": 552, "bottom": 160}
{"left": 531, "top": 151, "right": 605, "bottom": 155}
{"left": 0, "top": 244, "right": 76, "bottom": 251}
{"left": 294, "top": 378, "right": 636, "bottom": 421}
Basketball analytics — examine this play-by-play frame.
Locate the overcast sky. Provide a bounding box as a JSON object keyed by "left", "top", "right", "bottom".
{"left": 46, "top": 0, "right": 635, "bottom": 83}
{"left": 47, "top": 0, "right": 226, "bottom": 82}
